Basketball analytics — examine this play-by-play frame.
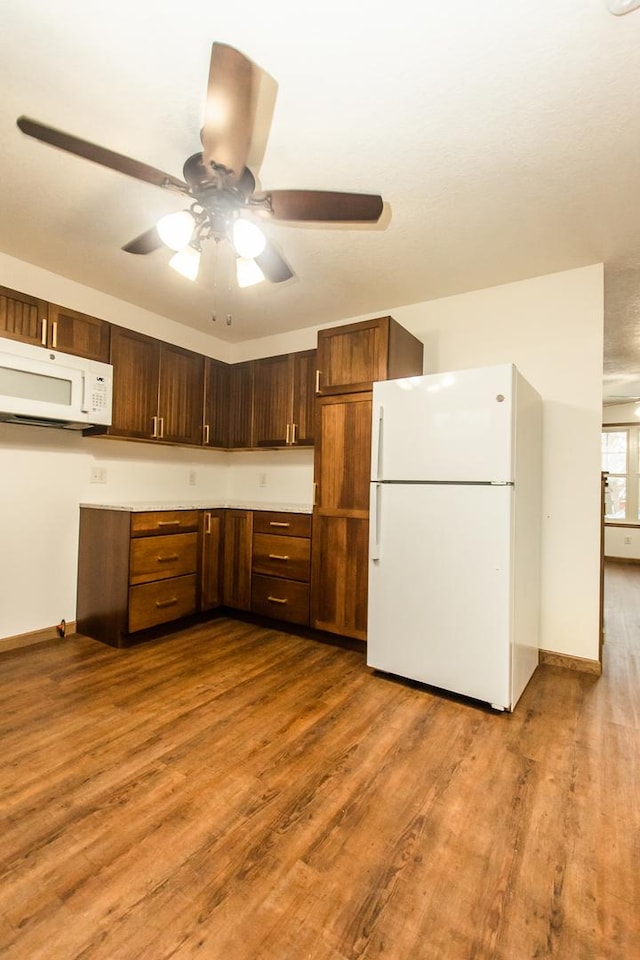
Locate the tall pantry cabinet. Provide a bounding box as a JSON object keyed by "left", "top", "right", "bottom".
{"left": 311, "top": 316, "right": 424, "bottom": 641}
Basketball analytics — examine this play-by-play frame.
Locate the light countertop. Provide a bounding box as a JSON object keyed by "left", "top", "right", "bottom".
{"left": 80, "top": 499, "right": 313, "bottom": 514}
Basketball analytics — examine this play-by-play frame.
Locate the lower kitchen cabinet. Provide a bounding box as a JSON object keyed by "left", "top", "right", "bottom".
{"left": 223, "top": 510, "right": 253, "bottom": 610}
{"left": 200, "top": 509, "right": 225, "bottom": 610}
{"left": 251, "top": 511, "right": 311, "bottom": 625}
{"left": 77, "top": 507, "right": 199, "bottom": 647}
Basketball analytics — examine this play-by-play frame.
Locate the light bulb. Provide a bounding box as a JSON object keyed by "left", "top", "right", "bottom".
{"left": 232, "top": 219, "right": 267, "bottom": 259}
{"left": 157, "top": 210, "right": 195, "bottom": 251}
{"left": 605, "top": 0, "right": 640, "bottom": 13}
{"left": 169, "top": 246, "right": 200, "bottom": 281}
{"left": 236, "top": 257, "right": 265, "bottom": 288}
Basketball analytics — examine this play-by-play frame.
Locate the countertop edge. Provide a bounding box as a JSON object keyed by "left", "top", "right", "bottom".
{"left": 80, "top": 500, "right": 314, "bottom": 514}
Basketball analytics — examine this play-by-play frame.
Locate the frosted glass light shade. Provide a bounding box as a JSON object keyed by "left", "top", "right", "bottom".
{"left": 232, "top": 219, "right": 267, "bottom": 259}
{"left": 236, "top": 257, "right": 265, "bottom": 288}
{"left": 169, "top": 246, "right": 200, "bottom": 281}
{"left": 157, "top": 210, "right": 195, "bottom": 251}
{"left": 605, "top": 0, "right": 640, "bottom": 13}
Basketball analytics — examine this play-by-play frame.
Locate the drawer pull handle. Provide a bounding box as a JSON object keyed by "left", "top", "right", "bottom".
{"left": 269, "top": 521, "right": 290, "bottom": 528}
{"left": 157, "top": 554, "right": 179, "bottom": 562}
{"left": 267, "top": 596, "right": 288, "bottom": 605}
{"left": 268, "top": 553, "right": 289, "bottom": 561}
{"left": 155, "top": 597, "right": 178, "bottom": 608}
{"left": 157, "top": 520, "right": 181, "bottom": 527}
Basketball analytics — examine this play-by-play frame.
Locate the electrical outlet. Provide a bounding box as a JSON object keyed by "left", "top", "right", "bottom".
{"left": 259, "top": 471, "right": 267, "bottom": 488}
{"left": 189, "top": 470, "right": 197, "bottom": 486}
{"left": 90, "top": 466, "right": 107, "bottom": 484}
{"left": 624, "top": 535, "right": 632, "bottom": 545}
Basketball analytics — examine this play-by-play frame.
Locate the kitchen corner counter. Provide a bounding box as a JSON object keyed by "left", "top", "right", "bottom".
{"left": 80, "top": 500, "right": 314, "bottom": 514}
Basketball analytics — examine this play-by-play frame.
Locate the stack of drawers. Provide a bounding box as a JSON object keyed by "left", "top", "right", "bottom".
{"left": 251, "top": 511, "right": 311, "bottom": 625}
{"left": 128, "top": 510, "right": 199, "bottom": 632}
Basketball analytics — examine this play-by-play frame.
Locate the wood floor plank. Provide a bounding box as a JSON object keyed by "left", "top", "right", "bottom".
{"left": 1, "top": 570, "right": 639, "bottom": 960}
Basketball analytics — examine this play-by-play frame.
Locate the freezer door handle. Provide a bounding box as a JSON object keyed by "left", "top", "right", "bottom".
{"left": 370, "top": 482, "right": 382, "bottom": 561}
{"left": 371, "top": 405, "right": 384, "bottom": 480}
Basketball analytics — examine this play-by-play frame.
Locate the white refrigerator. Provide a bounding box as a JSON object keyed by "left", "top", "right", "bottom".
{"left": 367, "top": 363, "right": 542, "bottom": 711}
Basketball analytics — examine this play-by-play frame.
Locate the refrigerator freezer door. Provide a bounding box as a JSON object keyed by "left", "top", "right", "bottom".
{"left": 367, "top": 482, "right": 513, "bottom": 708}
{"left": 372, "top": 365, "right": 515, "bottom": 483}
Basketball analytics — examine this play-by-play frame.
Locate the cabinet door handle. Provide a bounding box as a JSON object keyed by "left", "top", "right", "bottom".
{"left": 286, "top": 422, "right": 291, "bottom": 444}
{"left": 315, "top": 369, "right": 321, "bottom": 394}
{"left": 157, "top": 520, "right": 181, "bottom": 527}
{"left": 291, "top": 422, "right": 297, "bottom": 444}
{"left": 158, "top": 417, "right": 164, "bottom": 439}
{"left": 151, "top": 416, "right": 158, "bottom": 438}
{"left": 203, "top": 423, "right": 210, "bottom": 445}
{"left": 268, "top": 553, "right": 290, "bottom": 561}
{"left": 313, "top": 482, "right": 318, "bottom": 506}
{"left": 269, "top": 521, "right": 290, "bottom": 528}
{"left": 157, "top": 554, "right": 179, "bottom": 562}
{"left": 41, "top": 318, "right": 47, "bottom": 346}
{"left": 205, "top": 512, "right": 211, "bottom": 535}
{"left": 51, "top": 320, "right": 58, "bottom": 349}
{"left": 155, "top": 597, "right": 178, "bottom": 608}
{"left": 267, "top": 596, "right": 288, "bottom": 605}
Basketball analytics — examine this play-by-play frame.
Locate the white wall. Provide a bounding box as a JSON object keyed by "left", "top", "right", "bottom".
{"left": 1, "top": 256, "right": 604, "bottom": 663}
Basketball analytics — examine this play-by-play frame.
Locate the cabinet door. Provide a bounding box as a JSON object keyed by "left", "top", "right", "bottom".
{"left": 201, "top": 509, "right": 225, "bottom": 610}
{"left": 158, "top": 343, "right": 205, "bottom": 445}
{"left": 253, "top": 354, "right": 291, "bottom": 447}
{"left": 227, "top": 361, "right": 254, "bottom": 449}
{"left": 291, "top": 349, "right": 316, "bottom": 445}
{"left": 109, "top": 326, "right": 160, "bottom": 440}
{"left": 223, "top": 510, "right": 253, "bottom": 610}
{"left": 0, "top": 286, "right": 48, "bottom": 346}
{"left": 48, "top": 303, "right": 110, "bottom": 361}
{"left": 316, "top": 318, "right": 390, "bottom": 395}
{"left": 203, "top": 358, "right": 229, "bottom": 448}
{"left": 310, "top": 393, "right": 372, "bottom": 640}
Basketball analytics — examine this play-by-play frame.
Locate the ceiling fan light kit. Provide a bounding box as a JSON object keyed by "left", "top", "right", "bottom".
{"left": 236, "top": 257, "right": 265, "bottom": 288}
{"left": 16, "top": 42, "right": 384, "bottom": 296}
{"left": 605, "top": 0, "right": 640, "bottom": 14}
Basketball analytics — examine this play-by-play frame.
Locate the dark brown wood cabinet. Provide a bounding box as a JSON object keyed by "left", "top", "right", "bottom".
{"left": 251, "top": 511, "right": 312, "bottom": 625}
{"left": 223, "top": 509, "right": 253, "bottom": 609}
{"left": 203, "top": 358, "right": 230, "bottom": 448}
{"left": 227, "top": 361, "right": 254, "bottom": 449}
{"left": 77, "top": 508, "right": 199, "bottom": 647}
{"left": 0, "top": 285, "right": 110, "bottom": 361}
{"left": 108, "top": 326, "right": 204, "bottom": 444}
{"left": 200, "top": 509, "right": 225, "bottom": 610}
{"left": 315, "top": 315, "right": 423, "bottom": 395}
{"left": 253, "top": 350, "right": 316, "bottom": 447}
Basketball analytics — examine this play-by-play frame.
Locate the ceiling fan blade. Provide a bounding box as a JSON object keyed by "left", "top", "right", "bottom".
{"left": 16, "top": 117, "right": 188, "bottom": 193}
{"left": 122, "top": 227, "right": 163, "bottom": 255}
{"left": 255, "top": 190, "right": 384, "bottom": 223}
{"left": 255, "top": 241, "right": 294, "bottom": 284}
{"left": 201, "top": 43, "right": 256, "bottom": 184}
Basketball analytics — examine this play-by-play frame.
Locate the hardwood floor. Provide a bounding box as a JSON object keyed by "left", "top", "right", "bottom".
{"left": 1, "top": 565, "right": 638, "bottom": 960}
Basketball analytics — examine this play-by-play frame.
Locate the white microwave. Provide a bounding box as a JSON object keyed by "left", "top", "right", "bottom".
{"left": 0, "top": 335, "right": 113, "bottom": 430}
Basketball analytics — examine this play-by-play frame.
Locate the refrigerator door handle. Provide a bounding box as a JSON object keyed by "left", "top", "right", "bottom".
{"left": 370, "top": 482, "right": 382, "bottom": 561}
{"left": 371, "top": 405, "right": 384, "bottom": 480}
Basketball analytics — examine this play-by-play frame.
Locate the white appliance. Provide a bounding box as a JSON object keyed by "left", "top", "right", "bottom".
{"left": 367, "top": 363, "right": 542, "bottom": 711}
{"left": 0, "top": 336, "right": 112, "bottom": 430}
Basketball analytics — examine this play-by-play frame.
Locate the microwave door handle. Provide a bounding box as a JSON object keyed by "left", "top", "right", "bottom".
{"left": 80, "top": 372, "right": 89, "bottom": 413}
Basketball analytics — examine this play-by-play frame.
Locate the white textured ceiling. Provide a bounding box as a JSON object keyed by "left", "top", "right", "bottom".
{"left": 2, "top": 0, "right": 640, "bottom": 398}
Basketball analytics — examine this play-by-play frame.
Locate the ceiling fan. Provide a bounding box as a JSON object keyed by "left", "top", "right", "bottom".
{"left": 16, "top": 43, "right": 384, "bottom": 288}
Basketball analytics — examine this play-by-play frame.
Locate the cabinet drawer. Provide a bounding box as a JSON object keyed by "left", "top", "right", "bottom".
{"left": 252, "top": 511, "right": 311, "bottom": 538}
{"left": 129, "top": 532, "right": 198, "bottom": 585}
{"left": 252, "top": 533, "right": 310, "bottom": 582}
{"left": 131, "top": 510, "right": 199, "bottom": 537}
{"left": 128, "top": 574, "right": 197, "bottom": 632}
{"left": 251, "top": 575, "right": 310, "bottom": 626}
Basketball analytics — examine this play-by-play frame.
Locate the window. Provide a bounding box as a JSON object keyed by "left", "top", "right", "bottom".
{"left": 602, "top": 426, "right": 640, "bottom": 522}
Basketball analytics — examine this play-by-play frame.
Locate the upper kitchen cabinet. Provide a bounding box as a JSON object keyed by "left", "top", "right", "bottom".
{"left": 253, "top": 350, "right": 316, "bottom": 447}
{"left": 109, "top": 326, "right": 204, "bottom": 445}
{"left": 0, "top": 286, "right": 109, "bottom": 361}
{"left": 203, "top": 358, "right": 230, "bottom": 448}
{"left": 315, "top": 316, "right": 423, "bottom": 395}
{"left": 227, "top": 360, "right": 254, "bottom": 449}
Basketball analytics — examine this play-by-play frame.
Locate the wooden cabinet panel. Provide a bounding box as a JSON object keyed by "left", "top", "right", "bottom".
{"left": 201, "top": 509, "right": 224, "bottom": 611}
{"left": 314, "top": 393, "right": 372, "bottom": 514}
{"left": 47, "top": 304, "right": 110, "bottom": 361}
{"left": 128, "top": 574, "right": 197, "bottom": 633}
{"left": 291, "top": 349, "right": 316, "bottom": 445}
{"left": 109, "top": 326, "right": 160, "bottom": 439}
{"left": 158, "top": 343, "right": 205, "bottom": 445}
{"left": 0, "top": 286, "right": 48, "bottom": 346}
{"left": 252, "top": 533, "right": 310, "bottom": 582}
{"left": 203, "top": 358, "right": 229, "bottom": 448}
{"left": 131, "top": 510, "right": 199, "bottom": 537}
{"left": 223, "top": 510, "right": 253, "bottom": 609}
{"left": 310, "top": 514, "right": 369, "bottom": 640}
{"left": 251, "top": 575, "right": 310, "bottom": 625}
{"left": 227, "top": 362, "right": 254, "bottom": 449}
{"left": 316, "top": 316, "right": 423, "bottom": 395}
{"left": 129, "top": 532, "right": 198, "bottom": 585}
{"left": 253, "top": 511, "right": 312, "bottom": 538}
{"left": 253, "top": 354, "right": 291, "bottom": 446}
